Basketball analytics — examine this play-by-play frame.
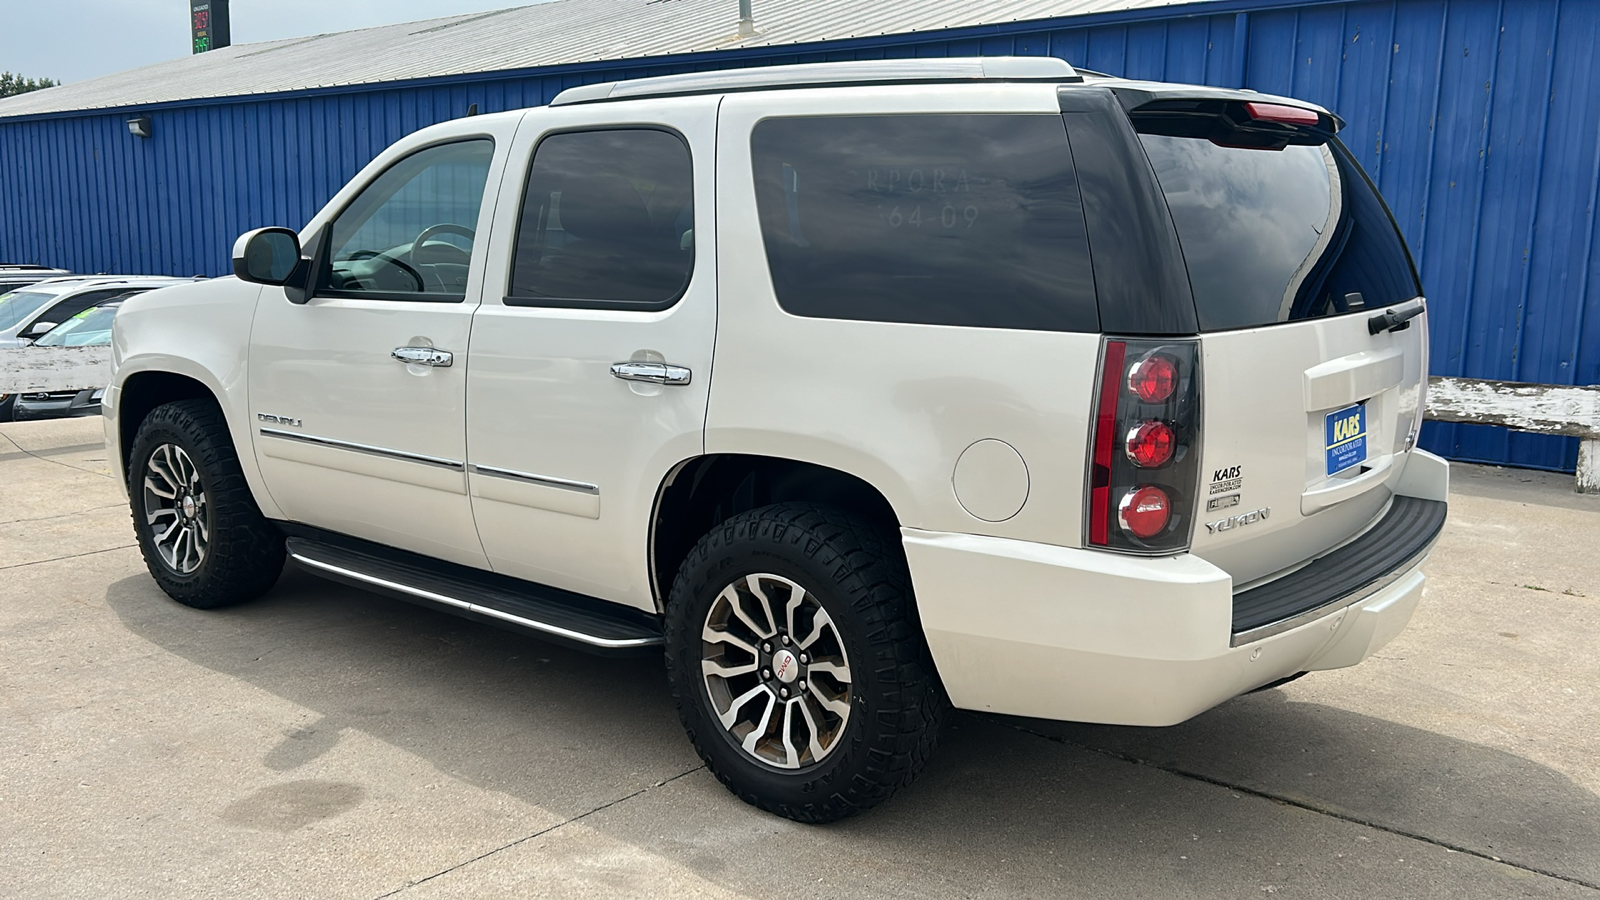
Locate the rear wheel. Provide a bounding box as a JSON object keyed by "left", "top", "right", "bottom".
{"left": 128, "top": 399, "right": 284, "bottom": 608}
{"left": 665, "top": 503, "right": 944, "bottom": 823}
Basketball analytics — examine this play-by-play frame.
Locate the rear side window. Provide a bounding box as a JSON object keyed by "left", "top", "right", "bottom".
{"left": 750, "top": 114, "right": 1098, "bottom": 332}
{"left": 508, "top": 128, "right": 695, "bottom": 310}
{"left": 43, "top": 289, "right": 130, "bottom": 324}
{"left": 1135, "top": 117, "right": 1420, "bottom": 332}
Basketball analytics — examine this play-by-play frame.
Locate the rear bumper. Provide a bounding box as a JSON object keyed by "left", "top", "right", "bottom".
{"left": 905, "top": 501, "right": 1439, "bottom": 726}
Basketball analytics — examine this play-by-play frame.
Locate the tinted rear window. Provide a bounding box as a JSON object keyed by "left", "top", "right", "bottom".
{"left": 1137, "top": 128, "right": 1420, "bottom": 332}
{"left": 750, "top": 114, "right": 1098, "bottom": 332}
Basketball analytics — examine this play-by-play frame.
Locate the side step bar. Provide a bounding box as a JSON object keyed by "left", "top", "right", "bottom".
{"left": 284, "top": 532, "right": 664, "bottom": 655}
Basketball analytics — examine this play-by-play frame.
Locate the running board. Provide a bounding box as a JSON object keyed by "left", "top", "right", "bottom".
{"left": 283, "top": 533, "right": 664, "bottom": 655}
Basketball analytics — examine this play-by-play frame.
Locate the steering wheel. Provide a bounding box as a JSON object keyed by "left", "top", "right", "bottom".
{"left": 364, "top": 251, "right": 427, "bottom": 292}
{"left": 411, "top": 223, "right": 477, "bottom": 266}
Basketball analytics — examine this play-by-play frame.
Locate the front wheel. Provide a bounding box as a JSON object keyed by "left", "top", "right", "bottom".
{"left": 128, "top": 399, "right": 285, "bottom": 608}
{"left": 665, "top": 503, "right": 945, "bottom": 823}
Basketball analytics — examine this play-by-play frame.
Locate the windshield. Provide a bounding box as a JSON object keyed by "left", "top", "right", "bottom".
{"left": 0, "top": 289, "right": 61, "bottom": 331}
{"left": 34, "top": 304, "right": 119, "bottom": 346}
{"left": 1133, "top": 109, "right": 1421, "bottom": 332}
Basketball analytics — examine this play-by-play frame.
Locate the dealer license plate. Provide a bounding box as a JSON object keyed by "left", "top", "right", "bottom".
{"left": 1325, "top": 403, "right": 1368, "bottom": 476}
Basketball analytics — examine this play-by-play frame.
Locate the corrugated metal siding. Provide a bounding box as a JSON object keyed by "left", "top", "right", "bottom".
{"left": 2, "top": 0, "right": 1597, "bottom": 472}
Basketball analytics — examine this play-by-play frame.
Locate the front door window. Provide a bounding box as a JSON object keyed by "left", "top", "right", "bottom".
{"left": 318, "top": 139, "right": 495, "bottom": 301}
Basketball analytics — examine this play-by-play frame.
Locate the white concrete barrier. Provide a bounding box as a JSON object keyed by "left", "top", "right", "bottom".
{"left": 0, "top": 346, "right": 112, "bottom": 393}
{"left": 1425, "top": 376, "right": 1600, "bottom": 493}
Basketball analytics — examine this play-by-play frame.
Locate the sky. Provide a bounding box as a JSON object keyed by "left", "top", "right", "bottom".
{"left": 1, "top": 0, "right": 552, "bottom": 85}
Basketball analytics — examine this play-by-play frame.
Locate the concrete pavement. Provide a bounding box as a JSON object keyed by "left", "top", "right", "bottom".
{"left": 2, "top": 417, "right": 1596, "bottom": 898}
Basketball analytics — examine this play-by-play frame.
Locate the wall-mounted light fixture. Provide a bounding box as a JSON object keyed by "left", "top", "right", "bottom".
{"left": 127, "top": 116, "right": 153, "bottom": 138}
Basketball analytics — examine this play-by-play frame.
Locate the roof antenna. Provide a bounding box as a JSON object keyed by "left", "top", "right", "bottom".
{"left": 466, "top": 102, "right": 479, "bottom": 117}
{"left": 738, "top": 0, "right": 755, "bottom": 37}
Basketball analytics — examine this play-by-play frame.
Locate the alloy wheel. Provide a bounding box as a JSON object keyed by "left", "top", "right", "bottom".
{"left": 700, "top": 573, "right": 853, "bottom": 769}
{"left": 142, "top": 443, "right": 209, "bottom": 575}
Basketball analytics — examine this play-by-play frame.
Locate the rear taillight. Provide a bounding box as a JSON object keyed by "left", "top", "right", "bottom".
{"left": 1119, "top": 486, "right": 1171, "bottom": 538}
{"left": 1128, "top": 355, "right": 1177, "bottom": 403}
{"left": 1087, "top": 338, "right": 1202, "bottom": 554}
{"left": 1125, "top": 420, "right": 1175, "bottom": 468}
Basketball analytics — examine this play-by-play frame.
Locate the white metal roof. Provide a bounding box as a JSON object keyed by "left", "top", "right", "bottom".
{"left": 0, "top": 0, "right": 1204, "bottom": 119}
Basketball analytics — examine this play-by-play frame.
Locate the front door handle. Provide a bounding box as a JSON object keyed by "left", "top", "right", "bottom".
{"left": 393, "top": 346, "right": 453, "bottom": 367}
{"left": 610, "top": 361, "right": 691, "bottom": 386}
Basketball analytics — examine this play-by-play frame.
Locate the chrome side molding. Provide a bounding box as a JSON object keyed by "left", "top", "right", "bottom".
{"left": 469, "top": 464, "right": 599, "bottom": 495}
{"left": 257, "top": 428, "right": 466, "bottom": 470}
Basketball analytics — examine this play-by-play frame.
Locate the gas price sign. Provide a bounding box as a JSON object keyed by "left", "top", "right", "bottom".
{"left": 191, "top": 2, "right": 231, "bottom": 54}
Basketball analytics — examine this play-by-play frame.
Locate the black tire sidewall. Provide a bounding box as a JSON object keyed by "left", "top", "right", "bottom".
{"left": 666, "top": 505, "right": 939, "bottom": 821}
{"left": 129, "top": 415, "right": 219, "bottom": 591}
{"left": 127, "top": 399, "right": 283, "bottom": 608}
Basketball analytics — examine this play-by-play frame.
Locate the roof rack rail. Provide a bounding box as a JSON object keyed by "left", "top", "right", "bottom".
{"left": 551, "top": 56, "right": 1081, "bottom": 106}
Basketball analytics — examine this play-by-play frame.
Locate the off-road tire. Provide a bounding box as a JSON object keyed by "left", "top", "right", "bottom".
{"left": 128, "top": 399, "right": 284, "bottom": 608}
{"left": 665, "top": 502, "right": 945, "bottom": 823}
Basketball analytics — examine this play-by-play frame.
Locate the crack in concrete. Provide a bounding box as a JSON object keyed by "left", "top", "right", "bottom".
{"left": 373, "top": 764, "right": 708, "bottom": 898}
{"left": 0, "top": 431, "right": 112, "bottom": 479}
{"left": 0, "top": 543, "right": 137, "bottom": 571}
{"left": 0, "top": 503, "right": 124, "bottom": 526}
{"left": 1012, "top": 723, "right": 1600, "bottom": 892}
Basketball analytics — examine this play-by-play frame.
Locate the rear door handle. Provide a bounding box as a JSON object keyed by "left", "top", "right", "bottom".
{"left": 610, "top": 361, "right": 691, "bottom": 386}
{"left": 393, "top": 346, "right": 453, "bottom": 367}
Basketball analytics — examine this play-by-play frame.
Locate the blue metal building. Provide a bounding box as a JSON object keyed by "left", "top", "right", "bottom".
{"left": 1, "top": 0, "right": 1596, "bottom": 472}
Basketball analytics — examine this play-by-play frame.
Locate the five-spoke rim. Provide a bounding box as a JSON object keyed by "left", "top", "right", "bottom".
{"left": 700, "top": 573, "right": 853, "bottom": 770}
{"left": 142, "top": 443, "right": 209, "bottom": 575}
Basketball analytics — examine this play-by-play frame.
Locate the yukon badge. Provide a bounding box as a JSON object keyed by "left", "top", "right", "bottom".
{"left": 1205, "top": 507, "right": 1270, "bottom": 535}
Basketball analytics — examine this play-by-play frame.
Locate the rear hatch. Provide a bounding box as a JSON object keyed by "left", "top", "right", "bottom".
{"left": 1125, "top": 95, "right": 1428, "bottom": 587}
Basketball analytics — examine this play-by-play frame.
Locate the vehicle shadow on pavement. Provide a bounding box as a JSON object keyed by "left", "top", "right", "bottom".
{"left": 102, "top": 567, "right": 1600, "bottom": 896}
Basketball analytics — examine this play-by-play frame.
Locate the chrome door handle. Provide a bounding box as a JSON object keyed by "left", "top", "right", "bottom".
{"left": 392, "top": 346, "right": 453, "bottom": 367}
{"left": 610, "top": 361, "right": 691, "bottom": 386}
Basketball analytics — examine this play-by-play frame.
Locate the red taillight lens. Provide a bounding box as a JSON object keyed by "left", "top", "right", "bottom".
{"left": 1087, "top": 338, "right": 1200, "bottom": 553}
{"left": 1244, "top": 102, "right": 1321, "bottom": 127}
{"left": 1127, "top": 354, "right": 1177, "bottom": 404}
{"left": 1125, "top": 420, "right": 1175, "bottom": 468}
{"left": 1119, "top": 486, "right": 1171, "bottom": 539}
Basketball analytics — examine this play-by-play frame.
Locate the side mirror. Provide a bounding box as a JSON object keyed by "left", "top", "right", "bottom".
{"left": 233, "top": 227, "right": 312, "bottom": 303}
{"left": 24, "top": 320, "right": 57, "bottom": 338}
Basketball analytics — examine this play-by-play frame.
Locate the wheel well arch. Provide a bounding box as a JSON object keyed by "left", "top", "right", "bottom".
{"left": 649, "top": 454, "right": 902, "bottom": 610}
{"left": 118, "top": 371, "right": 216, "bottom": 473}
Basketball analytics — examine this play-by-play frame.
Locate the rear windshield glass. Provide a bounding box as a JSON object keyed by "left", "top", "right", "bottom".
{"left": 750, "top": 114, "right": 1098, "bottom": 333}
{"left": 1136, "top": 127, "right": 1420, "bottom": 332}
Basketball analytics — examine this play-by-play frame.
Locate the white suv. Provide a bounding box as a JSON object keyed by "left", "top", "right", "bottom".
{"left": 106, "top": 58, "right": 1448, "bottom": 822}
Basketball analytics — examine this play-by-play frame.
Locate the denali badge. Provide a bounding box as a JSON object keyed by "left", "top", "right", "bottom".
{"left": 257, "top": 412, "right": 302, "bottom": 427}
{"left": 1205, "top": 506, "right": 1270, "bottom": 534}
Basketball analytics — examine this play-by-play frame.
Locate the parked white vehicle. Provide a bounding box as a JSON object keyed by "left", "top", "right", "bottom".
{"left": 0, "top": 276, "right": 196, "bottom": 349}
{"left": 106, "top": 58, "right": 1447, "bottom": 822}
